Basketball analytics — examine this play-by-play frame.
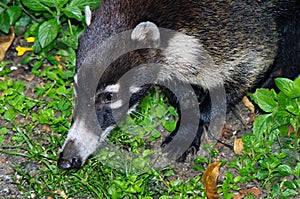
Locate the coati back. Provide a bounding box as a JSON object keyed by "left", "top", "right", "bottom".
{"left": 58, "top": 0, "right": 300, "bottom": 169}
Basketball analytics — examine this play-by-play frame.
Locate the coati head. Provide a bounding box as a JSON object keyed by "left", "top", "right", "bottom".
{"left": 57, "top": 15, "right": 219, "bottom": 169}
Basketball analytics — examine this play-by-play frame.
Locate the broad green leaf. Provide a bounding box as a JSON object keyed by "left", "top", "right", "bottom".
{"left": 276, "top": 165, "right": 292, "bottom": 176}
{"left": 38, "top": 19, "right": 59, "bottom": 48}
{"left": 0, "top": 12, "right": 10, "bottom": 34}
{"left": 56, "top": 86, "right": 67, "bottom": 95}
{"left": 293, "top": 162, "right": 300, "bottom": 176}
{"left": 281, "top": 188, "right": 298, "bottom": 197}
{"left": 163, "top": 120, "right": 176, "bottom": 132}
{"left": 252, "top": 114, "right": 272, "bottom": 137}
{"left": 38, "top": 0, "right": 68, "bottom": 8}
{"left": 4, "top": 109, "right": 17, "bottom": 122}
{"left": 60, "top": 35, "right": 79, "bottom": 48}
{"left": 7, "top": 6, "right": 22, "bottom": 25}
{"left": 0, "top": 82, "right": 8, "bottom": 91}
{"left": 249, "top": 88, "right": 277, "bottom": 112}
{"left": 22, "top": 0, "right": 49, "bottom": 12}
{"left": 275, "top": 78, "right": 300, "bottom": 98}
{"left": 256, "top": 169, "right": 268, "bottom": 180}
{"left": 62, "top": 5, "right": 83, "bottom": 21}
{"left": 155, "top": 104, "right": 166, "bottom": 118}
{"left": 70, "top": 0, "right": 101, "bottom": 10}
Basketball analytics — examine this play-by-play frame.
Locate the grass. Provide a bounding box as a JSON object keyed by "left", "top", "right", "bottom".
{"left": 0, "top": 0, "right": 300, "bottom": 198}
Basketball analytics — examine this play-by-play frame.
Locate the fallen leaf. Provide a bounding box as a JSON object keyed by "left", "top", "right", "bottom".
{"left": 55, "top": 55, "right": 61, "bottom": 61}
{"left": 16, "top": 46, "right": 34, "bottom": 56}
{"left": 240, "top": 187, "right": 261, "bottom": 197}
{"left": 26, "top": 37, "right": 35, "bottom": 43}
{"left": 234, "top": 138, "right": 244, "bottom": 155}
{"left": 53, "top": 189, "right": 68, "bottom": 199}
{"left": 0, "top": 26, "right": 15, "bottom": 61}
{"left": 42, "top": 124, "right": 51, "bottom": 132}
{"left": 202, "top": 162, "right": 221, "bottom": 199}
{"left": 27, "top": 75, "right": 35, "bottom": 82}
{"left": 242, "top": 96, "right": 255, "bottom": 113}
{"left": 232, "top": 193, "right": 245, "bottom": 199}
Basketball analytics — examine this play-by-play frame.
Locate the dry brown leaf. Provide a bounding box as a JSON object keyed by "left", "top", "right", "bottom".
{"left": 27, "top": 75, "right": 35, "bottom": 82}
{"left": 234, "top": 138, "right": 244, "bottom": 155}
{"left": 53, "top": 189, "right": 67, "bottom": 199}
{"left": 232, "top": 193, "right": 245, "bottom": 199}
{"left": 242, "top": 96, "right": 255, "bottom": 114}
{"left": 0, "top": 26, "right": 15, "bottom": 61}
{"left": 42, "top": 124, "right": 51, "bottom": 132}
{"left": 202, "top": 162, "right": 221, "bottom": 199}
{"left": 240, "top": 187, "right": 261, "bottom": 197}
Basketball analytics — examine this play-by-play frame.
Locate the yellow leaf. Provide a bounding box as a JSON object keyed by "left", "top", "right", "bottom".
{"left": 242, "top": 96, "right": 255, "bottom": 114}
{"left": 16, "top": 46, "right": 34, "bottom": 56}
{"left": 0, "top": 26, "right": 15, "bottom": 61}
{"left": 202, "top": 162, "right": 221, "bottom": 199}
{"left": 26, "top": 37, "right": 35, "bottom": 42}
{"left": 234, "top": 138, "right": 244, "bottom": 155}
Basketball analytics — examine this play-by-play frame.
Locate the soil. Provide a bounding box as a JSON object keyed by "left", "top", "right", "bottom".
{"left": 0, "top": 38, "right": 261, "bottom": 198}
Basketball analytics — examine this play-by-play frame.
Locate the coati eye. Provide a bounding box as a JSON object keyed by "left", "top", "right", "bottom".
{"left": 99, "top": 92, "right": 117, "bottom": 104}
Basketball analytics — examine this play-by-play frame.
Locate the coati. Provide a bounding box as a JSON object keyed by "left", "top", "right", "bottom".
{"left": 57, "top": 0, "right": 300, "bottom": 169}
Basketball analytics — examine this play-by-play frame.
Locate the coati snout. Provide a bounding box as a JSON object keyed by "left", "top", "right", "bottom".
{"left": 58, "top": 0, "right": 300, "bottom": 169}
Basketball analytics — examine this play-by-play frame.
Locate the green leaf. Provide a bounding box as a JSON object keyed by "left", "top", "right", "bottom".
{"left": 256, "top": 169, "right": 268, "bottom": 180}
{"left": 0, "top": 82, "right": 8, "bottom": 91}
{"left": 0, "top": 12, "right": 10, "bottom": 34}
{"left": 22, "top": 0, "right": 49, "bottom": 12}
{"left": 292, "top": 162, "right": 300, "bottom": 176}
{"left": 276, "top": 165, "right": 292, "bottom": 177}
{"left": 69, "top": 0, "right": 101, "bottom": 10}
{"left": 4, "top": 109, "right": 17, "bottom": 122}
{"left": 56, "top": 86, "right": 67, "bottom": 95}
{"left": 249, "top": 88, "right": 278, "bottom": 112}
{"left": 275, "top": 78, "right": 300, "bottom": 98}
{"left": 38, "top": 19, "right": 59, "bottom": 48}
{"left": 38, "top": 0, "right": 68, "bottom": 8}
{"left": 281, "top": 188, "right": 298, "bottom": 197}
{"left": 60, "top": 35, "right": 78, "bottom": 48}
{"left": 155, "top": 104, "right": 166, "bottom": 118}
{"left": 7, "top": 6, "right": 22, "bottom": 25}
{"left": 252, "top": 114, "right": 272, "bottom": 137}
{"left": 0, "top": 127, "right": 9, "bottom": 143}
{"left": 62, "top": 5, "right": 83, "bottom": 21}
{"left": 163, "top": 120, "right": 176, "bottom": 132}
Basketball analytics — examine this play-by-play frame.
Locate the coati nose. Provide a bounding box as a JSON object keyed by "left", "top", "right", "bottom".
{"left": 57, "top": 152, "right": 82, "bottom": 170}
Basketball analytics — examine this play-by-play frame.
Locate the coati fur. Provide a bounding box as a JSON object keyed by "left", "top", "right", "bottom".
{"left": 58, "top": 0, "right": 300, "bottom": 169}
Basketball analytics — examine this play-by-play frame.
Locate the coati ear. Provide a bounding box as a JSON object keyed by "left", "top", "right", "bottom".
{"left": 84, "top": 6, "right": 92, "bottom": 26}
{"left": 131, "top": 21, "right": 160, "bottom": 48}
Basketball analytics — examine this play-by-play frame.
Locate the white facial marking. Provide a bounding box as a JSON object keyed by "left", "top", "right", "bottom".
{"left": 74, "top": 74, "right": 78, "bottom": 84}
{"left": 62, "top": 119, "right": 99, "bottom": 163}
{"left": 129, "top": 85, "right": 141, "bottom": 93}
{"left": 73, "top": 74, "right": 78, "bottom": 97}
{"left": 104, "top": 83, "right": 120, "bottom": 93}
{"left": 109, "top": 99, "right": 123, "bottom": 109}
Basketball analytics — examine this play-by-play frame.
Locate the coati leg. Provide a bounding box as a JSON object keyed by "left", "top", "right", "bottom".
{"left": 160, "top": 85, "right": 211, "bottom": 161}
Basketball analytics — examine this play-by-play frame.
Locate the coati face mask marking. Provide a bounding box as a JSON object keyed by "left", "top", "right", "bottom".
{"left": 58, "top": 21, "right": 162, "bottom": 170}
